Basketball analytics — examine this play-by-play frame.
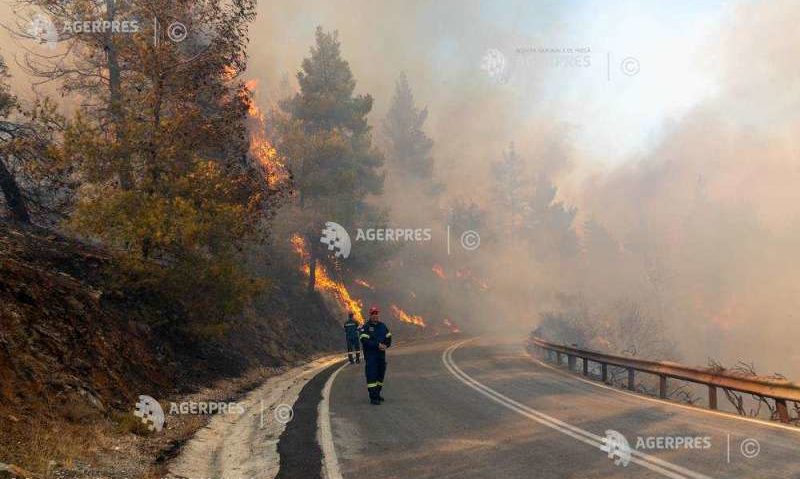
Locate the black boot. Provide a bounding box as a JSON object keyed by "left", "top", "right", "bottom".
{"left": 368, "top": 386, "right": 381, "bottom": 405}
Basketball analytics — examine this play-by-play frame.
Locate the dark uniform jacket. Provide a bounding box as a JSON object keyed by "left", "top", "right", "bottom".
{"left": 344, "top": 318, "right": 360, "bottom": 343}
{"left": 359, "top": 321, "right": 392, "bottom": 354}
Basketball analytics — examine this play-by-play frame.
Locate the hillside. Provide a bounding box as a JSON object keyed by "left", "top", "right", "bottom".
{"left": 0, "top": 220, "right": 341, "bottom": 474}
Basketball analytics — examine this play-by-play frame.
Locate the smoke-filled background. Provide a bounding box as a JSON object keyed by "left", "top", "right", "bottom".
{"left": 250, "top": 0, "right": 800, "bottom": 377}
{"left": 4, "top": 0, "right": 799, "bottom": 376}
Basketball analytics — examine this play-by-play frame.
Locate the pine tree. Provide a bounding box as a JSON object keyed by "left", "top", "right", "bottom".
{"left": 522, "top": 174, "right": 578, "bottom": 259}
{"left": 282, "top": 27, "right": 384, "bottom": 291}
{"left": 383, "top": 72, "right": 434, "bottom": 180}
{"left": 491, "top": 142, "right": 526, "bottom": 239}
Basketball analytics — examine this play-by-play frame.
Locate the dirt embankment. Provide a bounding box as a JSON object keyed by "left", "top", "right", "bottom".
{"left": 0, "top": 220, "right": 342, "bottom": 476}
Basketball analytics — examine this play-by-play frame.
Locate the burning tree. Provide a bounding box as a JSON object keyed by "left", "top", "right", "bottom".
{"left": 243, "top": 79, "right": 290, "bottom": 192}
{"left": 291, "top": 234, "right": 364, "bottom": 323}
{"left": 12, "top": 0, "right": 274, "bottom": 328}
{"left": 279, "top": 27, "right": 384, "bottom": 293}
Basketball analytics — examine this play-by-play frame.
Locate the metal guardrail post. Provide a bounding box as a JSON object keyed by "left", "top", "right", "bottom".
{"left": 709, "top": 385, "right": 718, "bottom": 410}
{"left": 582, "top": 357, "right": 589, "bottom": 376}
{"left": 776, "top": 399, "right": 790, "bottom": 423}
{"left": 659, "top": 375, "right": 668, "bottom": 399}
{"left": 601, "top": 363, "right": 608, "bottom": 383}
{"left": 627, "top": 369, "right": 635, "bottom": 391}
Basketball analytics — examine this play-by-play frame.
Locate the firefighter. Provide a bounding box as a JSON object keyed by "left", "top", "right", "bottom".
{"left": 359, "top": 306, "right": 392, "bottom": 405}
{"left": 343, "top": 312, "right": 361, "bottom": 364}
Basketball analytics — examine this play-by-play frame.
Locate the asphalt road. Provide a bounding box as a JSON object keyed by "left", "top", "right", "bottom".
{"left": 326, "top": 337, "right": 800, "bottom": 479}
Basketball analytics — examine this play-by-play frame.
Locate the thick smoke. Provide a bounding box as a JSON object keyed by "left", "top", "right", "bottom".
{"left": 573, "top": 1, "right": 800, "bottom": 373}
{"left": 245, "top": 0, "right": 800, "bottom": 375}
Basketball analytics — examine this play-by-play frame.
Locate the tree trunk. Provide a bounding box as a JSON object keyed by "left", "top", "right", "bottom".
{"left": 0, "top": 157, "right": 31, "bottom": 223}
{"left": 105, "top": 0, "right": 133, "bottom": 190}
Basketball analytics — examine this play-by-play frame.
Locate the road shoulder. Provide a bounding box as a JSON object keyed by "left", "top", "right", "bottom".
{"left": 166, "top": 356, "right": 342, "bottom": 479}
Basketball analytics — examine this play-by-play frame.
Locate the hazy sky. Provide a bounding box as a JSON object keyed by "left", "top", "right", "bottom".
{"left": 245, "top": 0, "right": 735, "bottom": 169}
{"left": 455, "top": 1, "right": 729, "bottom": 165}
{"left": 0, "top": 0, "right": 738, "bottom": 166}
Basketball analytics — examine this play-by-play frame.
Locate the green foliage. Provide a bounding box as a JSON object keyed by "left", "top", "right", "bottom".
{"left": 282, "top": 26, "right": 384, "bottom": 220}
{"left": 383, "top": 72, "right": 435, "bottom": 180}
{"left": 53, "top": 1, "right": 267, "bottom": 329}
{"left": 70, "top": 160, "right": 263, "bottom": 328}
{"left": 278, "top": 26, "right": 386, "bottom": 289}
{"left": 290, "top": 27, "right": 373, "bottom": 135}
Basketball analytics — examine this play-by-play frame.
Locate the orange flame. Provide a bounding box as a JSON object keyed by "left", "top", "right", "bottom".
{"left": 244, "top": 80, "right": 288, "bottom": 189}
{"left": 390, "top": 304, "right": 426, "bottom": 328}
{"left": 291, "top": 234, "right": 364, "bottom": 324}
{"left": 432, "top": 264, "right": 446, "bottom": 280}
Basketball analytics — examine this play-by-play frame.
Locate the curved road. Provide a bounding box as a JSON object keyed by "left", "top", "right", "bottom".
{"left": 325, "top": 337, "right": 800, "bottom": 479}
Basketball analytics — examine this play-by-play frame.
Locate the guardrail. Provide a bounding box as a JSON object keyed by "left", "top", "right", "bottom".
{"left": 528, "top": 336, "right": 800, "bottom": 423}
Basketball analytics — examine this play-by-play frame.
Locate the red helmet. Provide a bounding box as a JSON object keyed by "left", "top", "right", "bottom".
{"left": 369, "top": 306, "right": 380, "bottom": 315}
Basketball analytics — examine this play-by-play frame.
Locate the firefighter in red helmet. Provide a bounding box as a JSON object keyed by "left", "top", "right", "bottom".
{"left": 359, "top": 306, "right": 392, "bottom": 404}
